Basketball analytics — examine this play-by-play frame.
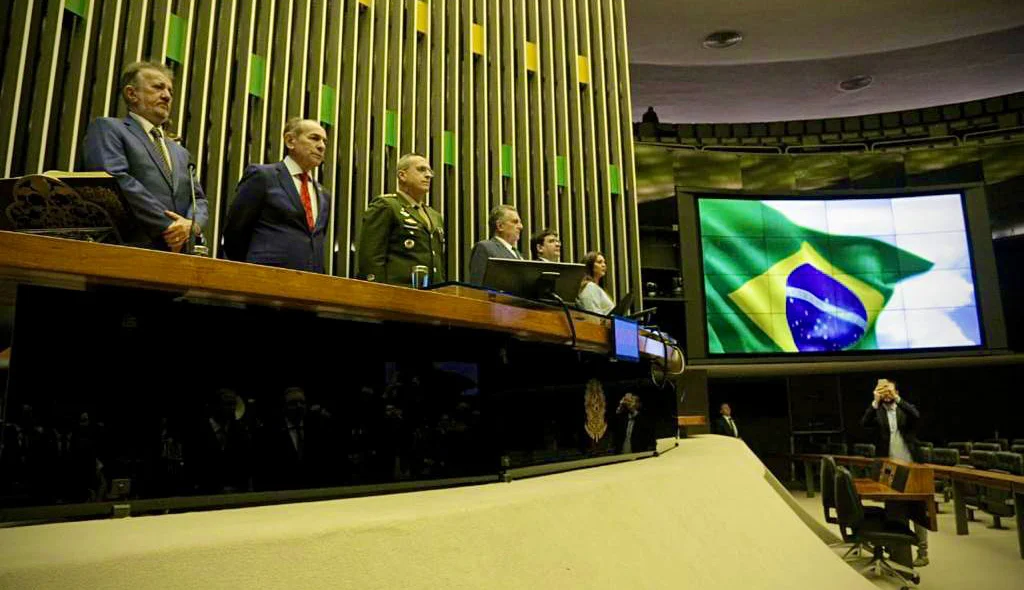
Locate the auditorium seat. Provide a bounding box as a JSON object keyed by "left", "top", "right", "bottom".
{"left": 852, "top": 443, "right": 876, "bottom": 458}
{"left": 930, "top": 448, "right": 960, "bottom": 505}
{"left": 1011, "top": 444, "right": 1024, "bottom": 455}
{"left": 949, "top": 441, "right": 972, "bottom": 461}
{"left": 826, "top": 442, "right": 848, "bottom": 455}
{"left": 972, "top": 442, "right": 1001, "bottom": 453}
{"left": 969, "top": 450, "right": 1015, "bottom": 529}
{"left": 917, "top": 441, "right": 934, "bottom": 463}
{"left": 994, "top": 451, "right": 1024, "bottom": 475}
{"left": 982, "top": 438, "right": 1009, "bottom": 451}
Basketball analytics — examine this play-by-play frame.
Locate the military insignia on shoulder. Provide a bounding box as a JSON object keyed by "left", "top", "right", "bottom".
{"left": 404, "top": 238, "right": 415, "bottom": 249}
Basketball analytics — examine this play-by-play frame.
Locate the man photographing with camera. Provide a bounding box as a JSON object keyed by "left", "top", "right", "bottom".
{"left": 861, "top": 378, "right": 929, "bottom": 566}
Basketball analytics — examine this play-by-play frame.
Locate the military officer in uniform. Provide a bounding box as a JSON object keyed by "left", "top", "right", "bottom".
{"left": 357, "top": 153, "right": 446, "bottom": 286}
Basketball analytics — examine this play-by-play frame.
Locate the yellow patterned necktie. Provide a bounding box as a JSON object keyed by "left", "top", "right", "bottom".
{"left": 149, "top": 127, "right": 173, "bottom": 175}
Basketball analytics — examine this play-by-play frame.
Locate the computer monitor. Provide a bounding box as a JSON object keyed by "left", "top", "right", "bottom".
{"left": 613, "top": 316, "right": 640, "bottom": 362}
{"left": 480, "top": 258, "right": 587, "bottom": 304}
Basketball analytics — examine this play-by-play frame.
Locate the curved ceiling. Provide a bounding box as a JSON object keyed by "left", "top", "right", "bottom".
{"left": 627, "top": 0, "right": 1024, "bottom": 122}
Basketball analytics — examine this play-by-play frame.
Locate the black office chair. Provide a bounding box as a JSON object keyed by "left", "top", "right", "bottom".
{"left": 971, "top": 450, "right": 1015, "bottom": 529}
{"left": 833, "top": 466, "right": 921, "bottom": 588}
{"left": 821, "top": 457, "right": 882, "bottom": 559}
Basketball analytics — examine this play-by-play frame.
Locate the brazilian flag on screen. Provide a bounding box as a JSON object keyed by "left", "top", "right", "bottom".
{"left": 700, "top": 199, "right": 933, "bottom": 354}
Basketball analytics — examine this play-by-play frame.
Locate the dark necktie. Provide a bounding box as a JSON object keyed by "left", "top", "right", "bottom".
{"left": 298, "top": 171, "right": 315, "bottom": 230}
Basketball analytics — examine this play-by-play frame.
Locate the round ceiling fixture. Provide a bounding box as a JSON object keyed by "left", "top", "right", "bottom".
{"left": 839, "top": 75, "right": 874, "bottom": 92}
{"left": 702, "top": 31, "right": 743, "bottom": 49}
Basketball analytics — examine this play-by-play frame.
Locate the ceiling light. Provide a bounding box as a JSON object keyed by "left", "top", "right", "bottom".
{"left": 703, "top": 31, "right": 743, "bottom": 49}
{"left": 839, "top": 75, "right": 873, "bottom": 92}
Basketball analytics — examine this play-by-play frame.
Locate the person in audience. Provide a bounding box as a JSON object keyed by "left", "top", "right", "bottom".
{"left": 642, "top": 106, "right": 660, "bottom": 124}
{"left": 577, "top": 251, "right": 615, "bottom": 315}
{"left": 223, "top": 118, "right": 331, "bottom": 273}
{"left": 530, "top": 229, "right": 561, "bottom": 262}
{"left": 258, "top": 386, "right": 339, "bottom": 490}
{"left": 613, "top": 393, "right": 654, "bottom": 454}
{"left": 861, "top": 378, "right": 929, "bottom": 567}
{"left": 187, "top": 388, "right": 254, "bottom": 494}
{"left": 469, "top": 204, "right": 524, "bottom": 285}
{"left": 82, "top": 61, "right": 208, "bottom": 251}
{"left": 712, "top": 403, "right": 740, "bottom": 438}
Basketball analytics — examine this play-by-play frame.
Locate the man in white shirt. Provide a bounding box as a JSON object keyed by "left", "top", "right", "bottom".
{"left": 468, "top": 204, "right": 524, "bottom": 285}
{"left": 860, "top": 378, "right": 929, "bottom": 566}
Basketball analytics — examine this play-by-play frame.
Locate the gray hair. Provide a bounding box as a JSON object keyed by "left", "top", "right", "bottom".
{"left": 120, "top": 61, "right": 173, "bottom": 105}
{"left": 397, "top": 152, "right": 428, "bottom": 172}
{"left": 489, "top": 204, "right": 518, "bottom": 234}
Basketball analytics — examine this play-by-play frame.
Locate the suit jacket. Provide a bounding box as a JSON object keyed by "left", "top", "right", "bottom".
{"left": 468, "top": 237, "right": 521, "bottom": 285}
{"left": 712, "top": 416, "right": 740, "bottom": 438}
{"left": 860, "top": 399, "right": 922, "bottom": 462}
{"left": 82, "top": 116, "right": 209, "bottom": 249}
{"left": 611, "top": 411, "right": 655, "bottom": 454}
{"left": 222, "top": 161, "right": 331, "bottom": 273}
{"left": 357, "top": 193, "right": 446, "bottom": 286}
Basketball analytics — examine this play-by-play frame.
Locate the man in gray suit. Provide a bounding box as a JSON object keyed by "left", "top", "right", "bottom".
{"left": 82, "top": 61, "right": 208, "bottom": 251}
{"left": 468, "top": 204, "right": 523, "bottom": 285}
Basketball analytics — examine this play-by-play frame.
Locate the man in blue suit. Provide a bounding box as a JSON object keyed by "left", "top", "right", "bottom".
{"left": 468, "top": 204, "right": 523, "bottom": 285}
{"left": 222, "top": 118, "right": 331, "bottom": 273}
{"left": 82, "top": 61, "right": 208, "bottom": 252}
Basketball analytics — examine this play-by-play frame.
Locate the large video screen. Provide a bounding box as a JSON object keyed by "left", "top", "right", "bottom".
{"left": 698, "top": 194, "right": 982, "bottom": 354}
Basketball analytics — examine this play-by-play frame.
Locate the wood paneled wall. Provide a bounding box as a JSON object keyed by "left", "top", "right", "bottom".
{"left": 0, "top": 0, "right": 640, "bottom": 297}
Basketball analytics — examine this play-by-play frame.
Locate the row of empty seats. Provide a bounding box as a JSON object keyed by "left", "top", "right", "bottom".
{"left": 636, "top": 92, "right": 1024, "bottom": 152}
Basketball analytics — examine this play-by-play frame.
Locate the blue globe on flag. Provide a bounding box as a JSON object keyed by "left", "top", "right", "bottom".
{"left": 785, "top": 264, "right": 868, "bottom": 352}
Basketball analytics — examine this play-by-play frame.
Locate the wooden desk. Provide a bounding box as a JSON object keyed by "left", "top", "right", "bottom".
{"left": 855, "top": 479, "right": 938, "bottom": 532}
{"left": 0, "top": 231, "right": 681, "bottom": 367}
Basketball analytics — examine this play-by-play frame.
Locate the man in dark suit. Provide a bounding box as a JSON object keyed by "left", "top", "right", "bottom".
{"left": 82, "top": 61, "right": 208, "bottom": 251}
{"left": 612, "top": 393, "right": 654, "bottom": 454}
{"left": 712, "top": 402, "right": 740, "bottom": 438}
{"left": 222, "top": 118, "right": 331, "bottom": 273}
{"left": 357, "top": 153, "right": 446, "bottom": 286}
{"left": 860, "top": 378, "right": 928, "bottom": 566}
{"left": 468, "top": 204, "right": 523, "bottom": 285}
{"left": 530, "top": 228, "right": 561, "bottom": 262}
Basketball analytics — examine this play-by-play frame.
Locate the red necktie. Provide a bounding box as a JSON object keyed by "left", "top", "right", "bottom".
{"left": 298, "top": 171, "right": 314, "bottom": 231}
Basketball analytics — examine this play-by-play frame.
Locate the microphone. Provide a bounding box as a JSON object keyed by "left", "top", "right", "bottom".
{"left": 187, "top": 162, "right": 208, "bottom": 256}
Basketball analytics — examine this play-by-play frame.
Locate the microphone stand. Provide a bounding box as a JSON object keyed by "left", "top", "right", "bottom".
{"left": 187, "top": 162, "right": 208, "bottom": 256}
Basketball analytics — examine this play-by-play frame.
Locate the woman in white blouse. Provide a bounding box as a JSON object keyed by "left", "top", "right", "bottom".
{"left": 577, "top": 251, "right": 615, "bottom": 315}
